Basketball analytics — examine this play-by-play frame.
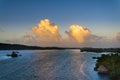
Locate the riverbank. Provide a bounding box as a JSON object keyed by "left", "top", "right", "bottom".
{"left": 94, "top": 53, "right": 120, "bottom": 80}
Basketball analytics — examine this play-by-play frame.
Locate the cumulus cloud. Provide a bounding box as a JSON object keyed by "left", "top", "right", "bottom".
{"left": 65, "top": 25, "right": 91, "bottom": 43}
{"left": 87, "top": 35, "right": 112, "bottom": 48}
{"left": 13, "top": 19, "right": 100, "bottom": 47}
{"left": 10, "top": 19, "right": 119, "bottom": 47}
{"left": 21, "top": 20, "right": 92, "bottom": 46}
{"left": 116, "top": 32, "right": 120, "bottom": 41}
{"left": 32, "top": 19, "right": 61, "bottom": 43}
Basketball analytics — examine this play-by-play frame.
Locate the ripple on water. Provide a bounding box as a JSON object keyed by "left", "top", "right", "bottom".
{"left": 0, "top": 56, "right": 11, "bottom": 61}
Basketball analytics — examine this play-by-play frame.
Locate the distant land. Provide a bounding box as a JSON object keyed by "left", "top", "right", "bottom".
{"left": 0, "top": 43, "right": 67, "bottom": 50}
{"left": 0, "top": 43, "right": 120, "bottom": 52}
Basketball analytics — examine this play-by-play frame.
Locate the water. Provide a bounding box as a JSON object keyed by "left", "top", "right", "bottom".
{"left": 0, "top": 50, "right": 110, "bottom": 80}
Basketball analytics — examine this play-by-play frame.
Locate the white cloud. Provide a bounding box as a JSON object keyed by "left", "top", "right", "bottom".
{"left": 9, "top": 19, "right": 120, "bottom": 47}
{"left": 32, "top": 19, "right": 61, "bottom": 44}
{"left": 65, "top": 25, "right": 91, "bottom": 43}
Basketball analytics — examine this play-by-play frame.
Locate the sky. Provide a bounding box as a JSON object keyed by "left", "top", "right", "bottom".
{"left": 0, "top": 0, "right": 120, "bottom": 47}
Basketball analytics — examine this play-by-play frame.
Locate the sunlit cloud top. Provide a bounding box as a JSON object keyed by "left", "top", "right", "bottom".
{"left": 3, "top": 19, "right": 120, "bottom": 47}
{"left": 65, "top": 25, "right": 91, "bottom": 43}
{"left": 32, "top": 19, "right": 61, "bottom": 43}
{"left": 23, "top": 19, "right": 92, "bottom": 46}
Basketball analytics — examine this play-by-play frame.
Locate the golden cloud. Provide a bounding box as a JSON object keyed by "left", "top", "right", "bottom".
{"left": 32, "top": 19, "right": 61, "bottom": 43}
{"left": 7, "top": 19, "right": 119, "bottom": 47}
{"left": 17, "top": 19, "right": 93, "bottom": 46}
{"left": 65, "top": 25, "right": 91, "bottom": 43}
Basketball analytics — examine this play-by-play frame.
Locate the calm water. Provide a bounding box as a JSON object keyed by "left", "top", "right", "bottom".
{"left": 0, "top": 50, "right": 110, "bottom": 80}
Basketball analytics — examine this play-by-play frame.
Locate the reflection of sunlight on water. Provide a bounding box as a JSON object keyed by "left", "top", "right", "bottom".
{"left": 69, "top": 49, "right": 81, "bottom": 53}
{"left": 69, "top": 50, "right": 87, "bottom": 80}
{"left": 79, "top": 61, "right": 90, "bottom": 80}
{"left": 0, "top": 56, "right": 11, "bottom": 60}
{"left": 0, "top": 50, "right": 110, "bottom": 80}
{"left": 101, "top": 52, "right": 110, "bottom": 54}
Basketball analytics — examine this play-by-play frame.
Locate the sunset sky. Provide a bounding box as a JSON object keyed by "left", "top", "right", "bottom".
{"left": 0, "top": 0, "right": 120, "bottom": 47}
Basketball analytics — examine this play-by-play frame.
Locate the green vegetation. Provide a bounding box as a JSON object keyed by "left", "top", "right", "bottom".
{"left": 94, "top": 53, "right": 120, "bottom": 80}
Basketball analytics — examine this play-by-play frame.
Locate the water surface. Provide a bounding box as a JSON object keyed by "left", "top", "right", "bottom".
{"left": 0, "top": 50, "right": 110, "bottom": 80}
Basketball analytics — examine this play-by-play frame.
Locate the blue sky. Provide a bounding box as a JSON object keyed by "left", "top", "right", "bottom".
{"left": 0, "top": 0, "right": 120, "bottom": 47}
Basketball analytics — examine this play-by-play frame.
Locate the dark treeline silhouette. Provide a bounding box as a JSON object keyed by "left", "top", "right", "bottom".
{"left": 0, "top": 43, "right": 67, "bottom": 50}
{"left": 80, "top": 48, "right": 120, "bottom": 52}
{"left": 0, "top": 43, "right": 120, "bottom": 52}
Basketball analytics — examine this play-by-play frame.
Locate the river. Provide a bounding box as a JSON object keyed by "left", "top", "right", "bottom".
{"left": 0, "top": 50, "right": 110, "bottom": 80}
